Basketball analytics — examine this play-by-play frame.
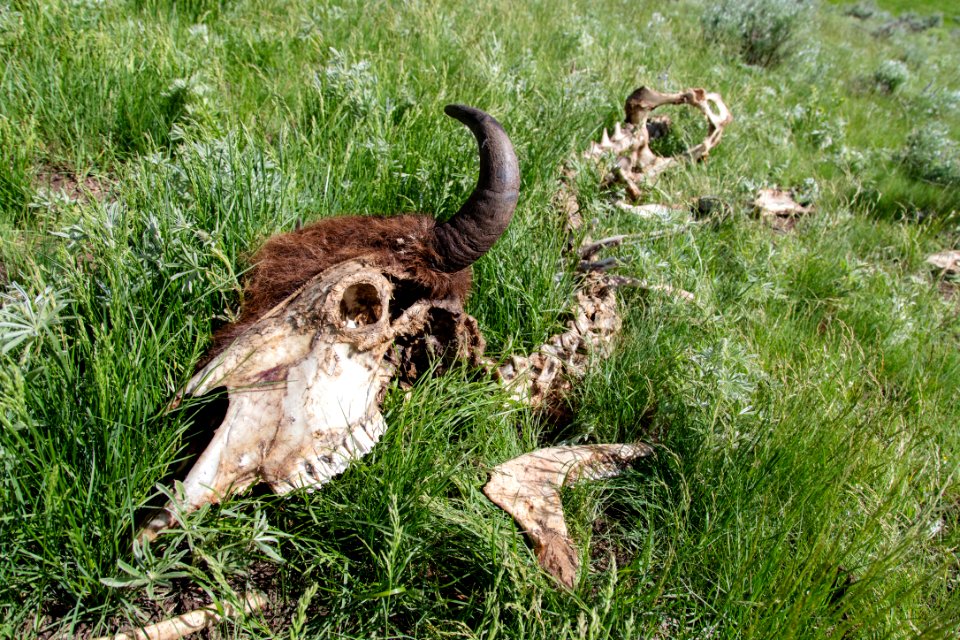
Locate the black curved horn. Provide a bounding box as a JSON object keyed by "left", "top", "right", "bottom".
{"left": 432, "top": 104, "right": 520, "bottom": 273}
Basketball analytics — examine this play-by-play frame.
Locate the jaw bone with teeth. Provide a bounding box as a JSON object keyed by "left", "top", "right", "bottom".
{"left": 139, "top": 104, "right": 518, "bottom": 542}
{"left": 585, "top": 86, "right": 733, "bottom": 199}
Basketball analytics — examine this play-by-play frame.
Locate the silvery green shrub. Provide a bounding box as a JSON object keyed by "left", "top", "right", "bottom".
{"left": 701, "top": 0, "right": 814, "bottom": 67}
{"left": 873, "top": 59, "right": 909, "bottom": 94}
{"left": 843, "top": 2, "right": 877, "bottom": 20}
{"left": 900, "top": 125, "right": 960, "bottom": 187}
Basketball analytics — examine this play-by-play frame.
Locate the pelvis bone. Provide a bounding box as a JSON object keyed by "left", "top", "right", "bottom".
{"left": 585, "top": 86, "right": 732, "bottom": 198}
{"left": 484, "top": 444, "right": 653, "bottom": 588}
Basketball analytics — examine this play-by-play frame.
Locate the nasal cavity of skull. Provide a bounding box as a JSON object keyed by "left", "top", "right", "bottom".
{"left": 340, "top": 283, "right": 383, "bottom": 328}
{"left": 647, "top": 106, "right": 708, "bottom": 158}
{"left": 385, "top": 277, "right": 431, "bottom": 322}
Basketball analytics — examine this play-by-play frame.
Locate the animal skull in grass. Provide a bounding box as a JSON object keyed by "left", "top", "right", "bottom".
{"left": 140, "top": 105, "right": 519, "bottom": 541}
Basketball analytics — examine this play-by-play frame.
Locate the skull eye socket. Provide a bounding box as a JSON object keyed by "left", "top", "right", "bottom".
{"left": 339, "top": 283, "right": 384, "bottom": 328}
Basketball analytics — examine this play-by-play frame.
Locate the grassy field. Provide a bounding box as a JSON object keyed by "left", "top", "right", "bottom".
{"left": 1, "top": 0, "right": 959, "bottom": 637}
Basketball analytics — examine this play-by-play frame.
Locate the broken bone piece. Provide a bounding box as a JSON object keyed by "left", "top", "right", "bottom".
{"left": 927, "top": 250, "right": 960, "bottom": 276}
{"left": 753, "top": 188, "right": 813, "bottom": 232}
{"left": 614, "top": 196, "right": 724, "bottom": 221}
{"left": 93, "top": 591, "right": 266, "bottom": 640}
{"left": 483, "top": 444, "right": 654, "bottom": 588}
{"left": 139, "top": 258, "right": 483, "bottom": 542}
{"left": 585, "top": 86, "right": 733, "bottom": 195}
{"left": 615, "top": 202, "right": 687, "bottom": 219}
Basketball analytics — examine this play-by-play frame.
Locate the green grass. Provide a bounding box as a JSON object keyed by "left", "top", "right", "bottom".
{"left": 1, "top": 0, "right": 959, "bottom": 637}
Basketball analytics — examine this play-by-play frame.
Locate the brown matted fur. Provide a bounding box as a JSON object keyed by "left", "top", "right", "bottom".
{"left": 204, "top": 214, "right": 472, "bottom": 363}
{"left": 200, "top": 104, "right": 517, "bottom": 367}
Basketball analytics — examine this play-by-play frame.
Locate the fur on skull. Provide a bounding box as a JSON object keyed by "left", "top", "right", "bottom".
{"left": 139, "top": 105, "right": 517, "bottom": 542}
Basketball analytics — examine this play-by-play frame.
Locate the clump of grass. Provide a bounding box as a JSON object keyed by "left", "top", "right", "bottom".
{"left": 0, "top": 117, "right": 34, "bottom": 222}
{"left": 0, "top": 282, "right": 73, "bottom": 362}
{"left": 872, "top": 59, "right": 910, "bottom": 93}
{"left": 900, "top": 125, "right": 960, "bottom": 186}
{"left": 701, "top": 0, "right": 814, "bottom": 67}
{"left": 873, "top": 11, "right": 944, "bottom": 37}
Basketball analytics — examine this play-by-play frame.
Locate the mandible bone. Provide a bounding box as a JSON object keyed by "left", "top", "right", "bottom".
{"left": 140, "top": 105, "right": 518, "bottom": 541}
{"left": 585, "top": 86, "right": 732, "bottom": 197}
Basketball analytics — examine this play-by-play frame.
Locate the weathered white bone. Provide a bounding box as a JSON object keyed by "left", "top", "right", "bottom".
{"left": 93, "top": 592, "right": 266, "bottom": 640}
{"left": 585, "top": 86, "right": 733, "bottom": 196}
{"left": 483, "top": 444, "right": 653, "bottom": 588}
{"left": 753, "top": 187, "right": 813, "bottom": 232}
{"left": 927, "top": 250, "right": 960, "bottom": 275}
{"left": 615, "top": 202, "right": 686, "bottom": 218}
{"left": 140, "top": 257, "right": 481, "bottom": 541}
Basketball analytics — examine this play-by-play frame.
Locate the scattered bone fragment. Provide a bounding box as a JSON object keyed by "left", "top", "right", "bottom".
{"left": 483, "top": 444, "right": 654, "bottom": 588}
{"left": 140, "top": 258, "right": 483, "bottom": 542}
{"left": 615, "top": 202, "right": 686, "bottom": 219}
{"left": 926, "top": 250, "right": 960, "bottom": 276}
{"left": 93, "top": 591, "right": 266, "bottom": 640}
{"left": 753, "top": 188, "right": 813, "bottom": 232}
{"left": 585, "top": 86, "right": 733, "bottom": 197}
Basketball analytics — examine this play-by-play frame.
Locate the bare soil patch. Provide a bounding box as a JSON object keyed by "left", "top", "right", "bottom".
{"left": 35, "top": 166, "right": 114, "bottom": 205}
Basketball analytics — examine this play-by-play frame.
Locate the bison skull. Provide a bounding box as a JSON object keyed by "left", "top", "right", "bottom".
{"left": 141, "top": 258, "right": 485, "bottom": 541}
{"left": 140, "top": 105, "right": 515, "bottom": 542}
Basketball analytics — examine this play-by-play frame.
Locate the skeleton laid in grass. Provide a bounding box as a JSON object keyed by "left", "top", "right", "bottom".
{"left": 138, "top": 89, "right": 731, "bottom": 595}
